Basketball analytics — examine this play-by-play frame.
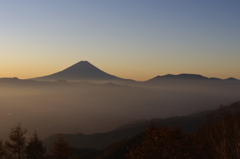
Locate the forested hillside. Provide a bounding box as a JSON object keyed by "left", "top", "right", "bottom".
{"left": 1, "top": 101, "right": 240, "bottom": 159}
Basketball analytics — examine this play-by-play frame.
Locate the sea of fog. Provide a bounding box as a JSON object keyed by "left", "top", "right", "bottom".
{"left": 0, "top": 80, "right": 239, "bottom": 139}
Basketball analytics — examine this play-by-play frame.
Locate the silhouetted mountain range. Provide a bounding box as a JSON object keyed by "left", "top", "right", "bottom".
{"left": 28, "top": 61, "right": 239, "bottom": 82}
{"left": 146, "top": 73, "right": 239, "bottom": 84}
{"left": 33, "top": 61, "right": 123, "bottom": 81}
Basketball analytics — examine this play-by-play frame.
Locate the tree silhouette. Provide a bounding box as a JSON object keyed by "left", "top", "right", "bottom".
{"left": 5, "top": 123, "right": 27, "bottom": 159}
{"left": 25, "top": 131, "right": 46, "bottom": 159}
{"left": 0, "top": 140, "right": 6, "bottom": 159}
{"left": 195, "top": 106, "right": 240, "bottom": 159}
{"left": 51, "top": 135, "right": 72, "bottom": 159}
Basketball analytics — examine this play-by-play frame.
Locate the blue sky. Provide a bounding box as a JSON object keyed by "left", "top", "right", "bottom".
{"left": 1, "top": 0, "right": 240, "bottom": 80}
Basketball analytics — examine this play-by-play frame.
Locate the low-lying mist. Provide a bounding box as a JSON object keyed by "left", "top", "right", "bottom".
{"left": 0, "top": 79, "right": 240, "bottom": 139}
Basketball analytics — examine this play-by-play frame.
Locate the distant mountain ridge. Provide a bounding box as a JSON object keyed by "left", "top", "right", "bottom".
{"left": 146, "top": 73, "right": 239, "bottom": 83}
{"left": 33, "top": 61, "right": 122, "bottom": 81}
{"left": 29, "top": 61, "right": 239, "bottom": 82}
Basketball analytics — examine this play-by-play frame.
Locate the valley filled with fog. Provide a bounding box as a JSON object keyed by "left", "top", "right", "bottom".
{"left": 0, "top": 78, "right": 239, "bottom": 140}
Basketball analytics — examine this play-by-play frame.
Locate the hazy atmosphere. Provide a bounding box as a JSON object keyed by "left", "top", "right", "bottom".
{"left": 1, "top": 1, "right": 240, "bottom": 159}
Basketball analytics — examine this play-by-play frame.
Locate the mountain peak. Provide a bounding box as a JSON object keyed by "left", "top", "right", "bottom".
{"left": 77, "top": 60, "right": 90, "bottom": 64}
{"left": 67, "top": 61, "right": 96, "bottom": 70}
{"left": 33, "top": 61, "right": 122, "bottom": 81}
{"left": 225, "top": 77, "right": 239, "bottom": 81}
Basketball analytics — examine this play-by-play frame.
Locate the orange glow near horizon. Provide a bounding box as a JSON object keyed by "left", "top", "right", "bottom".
{"left": 1, "top": 1, "right": 240, "bottom": 82}
{"left": 1, "top": 60, "right": 239, "bottom": 81}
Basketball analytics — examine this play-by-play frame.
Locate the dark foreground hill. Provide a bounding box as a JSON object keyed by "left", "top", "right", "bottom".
{"left": 95, "top": 101, "right": 240, "bottom": 159}
{"left": 43, "top": 101, "right": 240, "bottom": 152}
{"left": 57, "top": 101, "right": 240, "bottom": 159}
{"left": 43, "top": 106, "right": 217, "bottom": 150}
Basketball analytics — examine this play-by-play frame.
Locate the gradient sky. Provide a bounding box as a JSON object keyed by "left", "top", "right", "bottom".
{"left": 1, "top": 0, "right": 240, "bottom": 81}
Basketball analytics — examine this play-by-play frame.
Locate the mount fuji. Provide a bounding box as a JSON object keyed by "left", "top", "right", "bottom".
{"left": 33, "top": 61, "right": 123, "bottom": 81}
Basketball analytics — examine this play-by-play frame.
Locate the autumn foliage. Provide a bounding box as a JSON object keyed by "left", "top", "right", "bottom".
{"left": 50, "top": 135, "right": 72, "bottom": 159}
{"left": 195, "top": 106, "right": 240, "bottom": 159}
{"left": 127, "top": 105, "right": 240, "bottom": 159}
{"left": 127, "top": 124, "right": 193, "bottom": 159}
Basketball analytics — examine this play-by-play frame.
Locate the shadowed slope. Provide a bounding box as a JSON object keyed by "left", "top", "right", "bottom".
{"left": 33, "top": 61, "right": 122, "bottom": 81}
{"left": 43, "top": 101, "right": 240, "bottom": 157}
{"left": 43, "top": 107, "right": 214, "bottom": 150}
